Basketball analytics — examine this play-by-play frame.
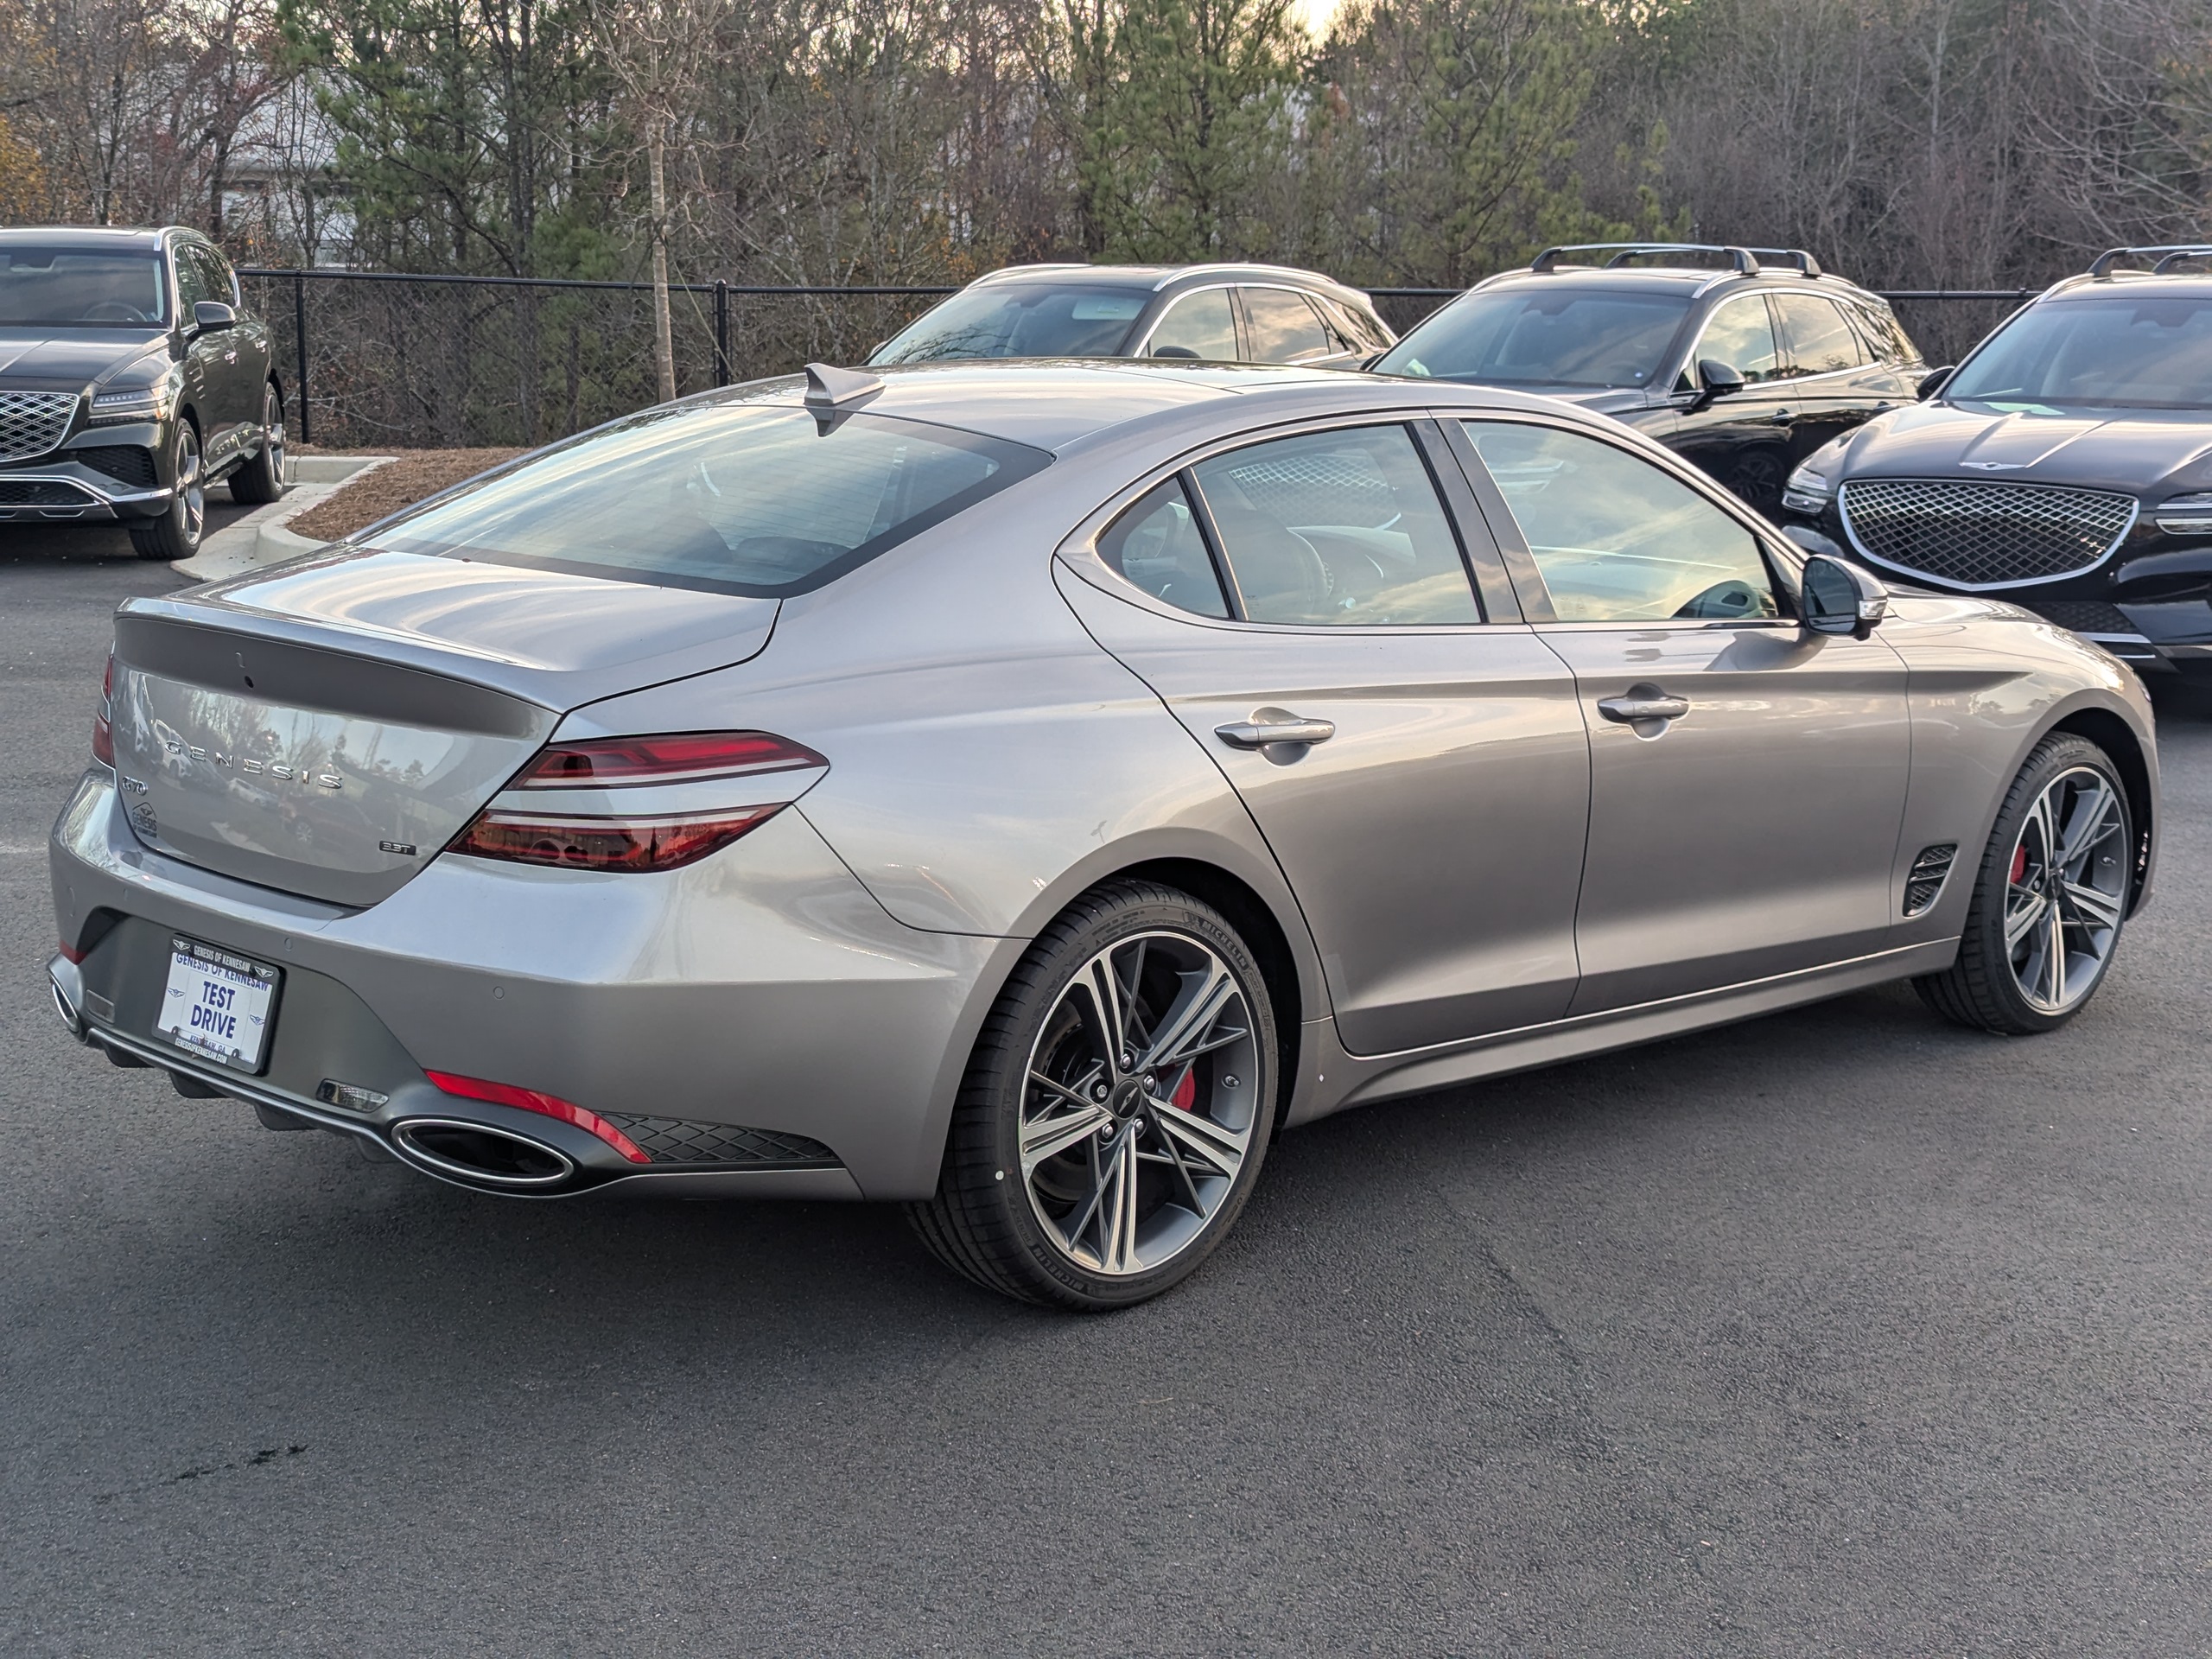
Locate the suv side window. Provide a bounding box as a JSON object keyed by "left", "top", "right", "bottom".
{"left": 1239, "top": 288, "right": 1333, "bottom": 363}
{"left": 1849, "top": 301, "right": 1918, "bottom": 365}
{"left": 1328, "top": 296, "right": 1394, "bottom": 353}
{"left": 1695, "top": 294, "right": 1783, "bottom": 385}
{"left": 1191, "top": 425, "right": 1480, "bottom": 626}
{"left": 1461, "top": 420, "right": 1780, "bottom": 623}
{"left": 1775, "top": 293, "right": 1869, "bottom": 376}
{"left": 1096, "top": 476, "right": 1230, "bottom": 617}
{"left": 172, "top": 246, "right": 211, "bottom": 312}
{"left": 1147, "top": 289, "right": 1238, "bottom": 361}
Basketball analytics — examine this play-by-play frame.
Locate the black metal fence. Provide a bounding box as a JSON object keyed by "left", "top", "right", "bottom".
{"left": 234, "top": 266, "right": 2034, "bottom": 451}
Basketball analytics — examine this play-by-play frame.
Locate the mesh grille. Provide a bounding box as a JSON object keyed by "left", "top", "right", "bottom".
{"left": 0, "top": 391, "right": 76, "bottom": 462}
{"left": 0, "top": 479, "right": 96, "bottom": 507}
{"left": 75, "top": 445, "right": 157, "bottom": 488}
{"left": 1841, "top": 479, "right": 2135, "bottom": 587}
{"left": 599, "top": 1114, "right": 839, "bottom": 1166}
{"left": 2023, "top": 599, "right": 2137, "bottom": 634}
{"left": 1213, "top": 450, "right": 1393, "bottom": 528}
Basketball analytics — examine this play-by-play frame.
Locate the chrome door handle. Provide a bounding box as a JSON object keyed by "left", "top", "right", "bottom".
{"left": 1215, "top": 709, "right": 1337, "bottom": 749}
{"left": 1598, "top": 693, "right": 1689, "bottom": 724}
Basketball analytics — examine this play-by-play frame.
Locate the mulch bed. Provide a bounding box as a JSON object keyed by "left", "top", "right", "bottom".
{"left": 285, "top": 448, "right": 526, "bottom": 543}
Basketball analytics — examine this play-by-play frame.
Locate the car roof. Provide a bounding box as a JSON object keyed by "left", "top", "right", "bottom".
{"left": 737, "top": 359, "right": 1589, "bottom": 452}
{"left": 0, "top": 226, "right": 171, "bottom": 251}
{"left": 969, "top": 262, "right": 1365, "bottom": 299}
{"left": 1469, "top": 266, "right": 1883, "bottom": 302}
{"left": 2044, "top": 271, "right": 2212, "bottom": 302}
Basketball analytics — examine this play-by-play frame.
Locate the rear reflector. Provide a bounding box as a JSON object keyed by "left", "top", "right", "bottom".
{"left": 424, "top": 1070, "right": 652, "bottom": 1163}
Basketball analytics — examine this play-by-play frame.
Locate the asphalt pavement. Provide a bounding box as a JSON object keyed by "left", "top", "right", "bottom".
{"left": 3, "top": 530, "right": 2209, "bottom": 1655}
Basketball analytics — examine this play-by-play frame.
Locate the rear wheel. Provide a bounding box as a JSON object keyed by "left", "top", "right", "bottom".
{"left": 908, "top": 880, "right": 1278, "bottom": 1309}
{"left": 1916, "top": 734, "right": 2133, "bottom": 1034}
{"left": 129, "top": 420, "right": 204, "bottom": 562}
{"left": 228, "top": 381, "right": 286, "bottom": 504}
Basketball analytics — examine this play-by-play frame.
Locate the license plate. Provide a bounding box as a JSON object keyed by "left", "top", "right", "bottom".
{"left": 156, "top": 936, "right": 282, "bottom": 1074}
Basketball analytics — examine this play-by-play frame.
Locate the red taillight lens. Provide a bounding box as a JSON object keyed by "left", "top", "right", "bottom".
{"left": 92, "top": 652, "right": 114, "bottom": 767}
{"left": 448, "top": 730, "right": 825, "bottom": 874}
{"left": 424, "top": 1070, "right": 651, "bottom": 1163}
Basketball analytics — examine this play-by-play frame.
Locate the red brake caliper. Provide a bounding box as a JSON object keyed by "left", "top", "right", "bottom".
{"left": 1170, "top": 1069, "right": 1197, "bottom": 1110}
{"left": 2010, "top": 844, "right": 2029, "bottom": 886}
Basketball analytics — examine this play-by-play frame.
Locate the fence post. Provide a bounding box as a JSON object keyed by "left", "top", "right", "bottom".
{"left": 715, "top": 279, "right": 731, "bottom": 386}
{"left": 293, "top": 270, "right": 311, "bottom": 447}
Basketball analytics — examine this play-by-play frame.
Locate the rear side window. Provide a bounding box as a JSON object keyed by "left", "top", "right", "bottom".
{"left": 376, "top": 403, "right": 1048, "bottom": 596}
{"left": 1241, "top": 289, "right": 1333, "bottom": 362}
{"left": 1097, "top": 477, "right": 1229, "bottom": 616}
{"left": 1323, "top": 296, "right": 1394, "bottom": 353}
{"left": 1192, "top": 425, "right": 1480, "bottom": 626}
{"left": 1775, "top": 294, "right": 1870, "bottom": 375}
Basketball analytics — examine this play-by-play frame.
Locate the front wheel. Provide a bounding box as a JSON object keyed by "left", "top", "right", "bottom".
{"left": 1916, "top": 734, "right": 2134, "bottom": 1034}
{"left": 128, "top": 421, "right": 204, "bottom": 562}
{"left": 908, "top": 880, "right": 1279, "bottom": 1309}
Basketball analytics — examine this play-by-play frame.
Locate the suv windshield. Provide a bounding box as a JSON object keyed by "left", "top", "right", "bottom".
{"left": 0, "top": 247, "right": 168, "bottom": 327}
{"left": 1376, "top": 289, "right": 1691, "bottom": 390}
{"left": 375, "top": 399, "right": 1050, "bottom": 596}
{"left": 1946, "top": 295, "right": 2212, "bottom": 410}
{"left": 873, "top": 284, "right": 1148, "bottom": 363}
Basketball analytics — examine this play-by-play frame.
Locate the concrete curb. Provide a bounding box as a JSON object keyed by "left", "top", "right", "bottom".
{"left": 173, "top": 454, "right": 393, "bottom": 582}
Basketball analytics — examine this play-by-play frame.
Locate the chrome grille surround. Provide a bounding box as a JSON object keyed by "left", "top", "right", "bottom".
{"left": 1840, "top": 478, "right": 2138, "bottom": 589}
{"left": 0, "top": 391, "right": 78, "bottom": 463}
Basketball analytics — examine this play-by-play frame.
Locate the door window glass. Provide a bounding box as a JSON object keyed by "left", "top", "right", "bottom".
{"left": 1096, "top": 476, "right": 1229, "bottom": 617}
{"left": 1776, "top": 294, "right": 1869, "bottom": 376}
{"left": 1147, "top": 289, "right": 1238, "bottom": 361}
{"left": 1462, "top": 421, "right": 1779, "bottom": 623}
{"left": 1192, "top": 425, "right": 1479, "bottom": 626}
{"left": 173, "top": 249, "right": 210, "bottom": 311}
{"left": 1850, "top": 302, "right": 1918, "bottom": 364}
{"left": 1695, "top": 295, "right": 1783, "bottom": 385}
{"left": 1240, "top": 289, "right": 1332, "bottom": 362}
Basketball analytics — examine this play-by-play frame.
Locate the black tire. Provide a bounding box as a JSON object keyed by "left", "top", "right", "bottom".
{"left": 1915, "top": 733, "right": 2133, "bottom": 1035}
{"left": 907, "top": 879, "right": 1280, "bottom": 1310}
{"left": 228, "top": 381, "right": 286, "bottom": 504}
{"left": 128, "top": 420, "right": 205, "bottom": 561}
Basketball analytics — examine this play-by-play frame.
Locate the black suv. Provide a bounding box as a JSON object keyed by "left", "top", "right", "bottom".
{"left": 868, "top": 263, "right": 1395, "bottom": 369}
{"left": 0, "top": 226, "right": 284, "bottom": 560}
{"left": 1373, "top": 244, "right": 1926, "bottom": 516}
{"left": 1782, "top": 245, "right": 2212, "bottom": 677}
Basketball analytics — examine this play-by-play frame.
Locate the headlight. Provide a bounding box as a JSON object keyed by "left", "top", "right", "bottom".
{"left": 1781, "top": 461, "right": 1834, "bottom": 516}
{"left": 2153, "top": 492, "right": 2212, "bottom": 535}
{"left": 87, "top": 380, "right": 174, "bottom": 426}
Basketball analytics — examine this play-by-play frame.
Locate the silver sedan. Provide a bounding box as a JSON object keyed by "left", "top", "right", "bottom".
{"left": 47, "top": 362, "right": 2158, "bottom": 1308}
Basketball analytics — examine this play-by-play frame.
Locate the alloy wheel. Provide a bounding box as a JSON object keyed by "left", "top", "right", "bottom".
{"left": 175, "top": 425, "right": 205, "bottom": 545}
{"left": 1019, "top": 931, "right": 1262, "bottom": 1276}
{"left": 2002, "top": 765, "right": 2127, "bottom": 1014}
{"left": 263, "top": 386, "right": 285, "bottom": 479}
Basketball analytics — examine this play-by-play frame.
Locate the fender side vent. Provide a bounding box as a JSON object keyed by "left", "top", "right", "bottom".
{"left": 599, "top": 1114, "right": 841, "bottom": 1168}
{"left": 1904, "top": 843, "right": 1957, "bottom": 917}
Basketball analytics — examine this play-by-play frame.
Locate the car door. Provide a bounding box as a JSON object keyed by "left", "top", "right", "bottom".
{"left": 1235, "top": 287, "right": 1341, "bottom": 367}
{"left": 1772, "top": 291, "right": 1901, "bottom": 457}
{"left": 1667, "top": 290, "right": 1797, "bottom": 513}
{"left": 1450, "top": 416, "right": 1912, "bottom": 1014}
{"left": 202, "top": 242, "right": 272, "bottom": 435}
{"left": 1056, "top": 417, "right": 1591, "bottom": 1054}
{"left": 176, "top": 245, "right": 250, "bottom": 461}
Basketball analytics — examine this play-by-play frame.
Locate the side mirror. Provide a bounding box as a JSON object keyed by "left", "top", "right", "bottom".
{"left": 1802, "top": 552, "right": 1889, "bottom": 639}
{"left": 190, "top": 300, "right": 236, "bottom": 336}
{"left": 1151, "top": 344, "right": 1198, "bottom": 359}
{"left": 1916, "top": 365, "right": 1954, "bottom": 401}
{"left": 1691, "top": 358, "right": 1745, "bottom": 410}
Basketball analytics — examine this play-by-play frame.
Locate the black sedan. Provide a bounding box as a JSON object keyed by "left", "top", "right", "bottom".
{"left": 1780, "top": 245, "right": 2212, "bottom": 678}
{"left": 1373, "top": 244, "right": 1926, "bottom": 517}
{"left": 0, "top": 225, "right": 284, "bottom": 560}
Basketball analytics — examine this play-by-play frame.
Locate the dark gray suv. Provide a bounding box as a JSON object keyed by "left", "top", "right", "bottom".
{"left": 0, "top": 226, "right": 284, "bottom": 560}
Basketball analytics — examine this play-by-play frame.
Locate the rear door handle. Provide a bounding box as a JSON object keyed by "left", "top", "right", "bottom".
{"left": 1215, "top": 709, "right": 1337, "bottom": 749}
{"left": 1598, "top": 693, "right": 1690, "bottom": 724}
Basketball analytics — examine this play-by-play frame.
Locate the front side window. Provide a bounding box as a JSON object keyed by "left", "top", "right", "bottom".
{"left": 1191, "top": 425, "right": 1480, "bottom": 626}
{"left": 1147, "top": 289, "right": 1238, "bottom": 360}
{"left": 1240, "top": 289, "right": 1333, "bottom": 362}
{"left": 173, "top": 250, "right": 210, "bottom": 312}
{"left": 1945, "top": 295, "right": 2212, "bottom": 411}
{"left": 374, "top": 402, "right": 1048, "bottom": 595}
{"left": 1376, "top": 288, "right": 1691, "bottom": 391}
{"left": 1775, "top": 294, "right": 1869, "bottom": 377}
{"left": 1462, "top": 421, "right": 1779, "bottom": 623}
{"left": 871, "top": 284, "right": 1147, "bottom": 363}
{"left": 1695, "top": 295, "right": 1783, "bottom": 385}
{"left": 1096, "top": 476, "right": 1229, "bottom": 616}
{"left": 0, "top": 247, "right": 170, "bottom": 327}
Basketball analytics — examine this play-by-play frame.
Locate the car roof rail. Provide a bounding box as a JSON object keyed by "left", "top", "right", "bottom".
{"left": 969, "top": 264, "right": 1093, "bottom": 286}
{"left": 1529, "top": 242, "right": 1762, "bottom": 275}
{"left": 2086, "top": 244, "right": 2212, "bottom": 279}
{"left": 1740, "top": 247, "right": 1826, "bottom": 276}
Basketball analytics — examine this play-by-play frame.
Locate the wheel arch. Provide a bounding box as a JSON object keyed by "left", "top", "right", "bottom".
{"left": 2048, "top": 702, "right": 2156, "bottom": 912}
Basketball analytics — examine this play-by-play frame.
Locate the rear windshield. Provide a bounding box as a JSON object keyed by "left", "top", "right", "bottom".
{"left": 1376, "top": 288, "right": 1691, "bottom": 391}
{"left": 372, "top": 399, "right": 1049, "bottom": 596}
{"left": 1947, "top": 295, "right": 2212, "bottom": 410}
{"left": 873, "top": 284, "right": 1149, "bottom": 363}
{"left": 0, "top": 246, "right": 168, "bottom": 327}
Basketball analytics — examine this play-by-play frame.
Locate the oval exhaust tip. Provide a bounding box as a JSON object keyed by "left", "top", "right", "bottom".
{"left": 51, "top": 976, "right": 85, "bottom": 1039}
{"left": 391, "top": 1118, "right": 575, "bottom": 1188}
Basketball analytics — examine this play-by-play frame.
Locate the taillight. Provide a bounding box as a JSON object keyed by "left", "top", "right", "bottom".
{"left": 425, "top": 1070, "right": 651, "bottom": 1163}
{"left": 92, "top": 652, "right": 114, "bottom": 767}
{"left": 448, "top": 730, "right": 827, "bottom": 874}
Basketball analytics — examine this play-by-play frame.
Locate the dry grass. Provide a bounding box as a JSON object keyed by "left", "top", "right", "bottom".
{"left": 286, "top": 448, "right": 525, "bottom": 543}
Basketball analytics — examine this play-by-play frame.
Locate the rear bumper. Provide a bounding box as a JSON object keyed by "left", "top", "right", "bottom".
{"left": 48, "top": 768, "right": 1001, "bottom": 1199}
